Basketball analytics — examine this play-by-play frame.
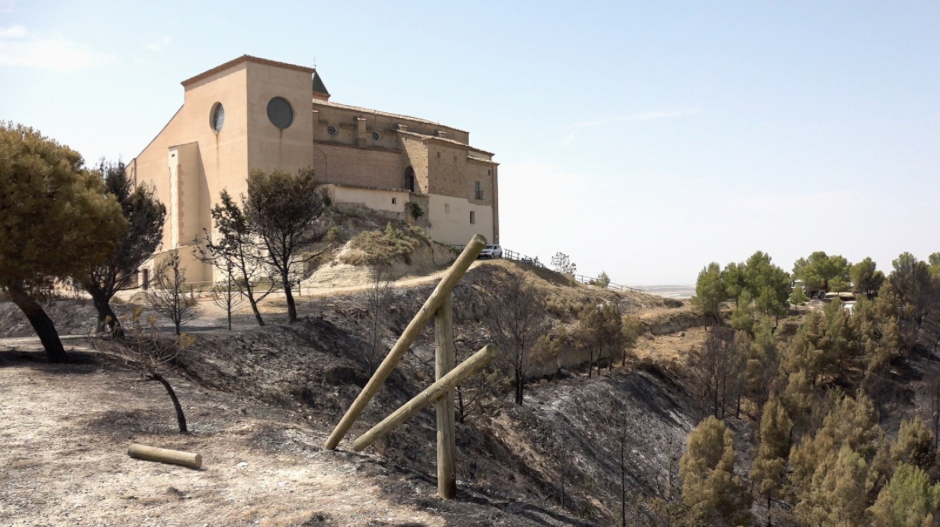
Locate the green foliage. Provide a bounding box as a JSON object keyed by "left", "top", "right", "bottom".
{"left": 679, "top": 416, "right": 752, "bottom": 526}
{"left": 342, "top": 222, "right": 426, "bottom": 267}
{"left": 0, "top": 123, "right": 126, "bottom": 292}
{"left": 0, "top": 122, "right": 126, "bottom": 362}
{"left": 892, "top": 417, "right": 937, "bottom": 474}
{"left": 751, "top": 396, "right": 793, "bottom": 508}
{"left": 720, "top": 262, "right": 746, "bottom": 305}
{"left": 729, "top": 290, "right": 755, "bottom": 334}
{"left": 795, "top": 445, "right": 870, "bottom": 526}
{"left": 929, "top": 253, "right": 940, "bottom": 278}
{"left": 594, "top": 271, "right": 610, "bottom": 288}
{"left": 888, "top": 253, "right": 937, "bottom": 351}
{"left": 790, "top": 284, "right": 808, "bottom": 305}
{"left": 407, "top": 201, "right": 423, "bottom": 221}
{"left": 789, "top": 393, "right": 883, "bottom": 515}
{"left": 793, "top": 251, "right": 851, "bottom": 292}
{"left": 325, "top": 225, "right": 342, "bottom": 242}
{"left": 869, "top": 463, "right": 940, "bottom": 527}
{"left": 80, "top": 159, "right": 166, "bottom": 334}
{"left": 243, "top": 167, "right": 327, "bottom": 321}
{"left": 851, "top": 257, "right": 886, "bottom": 300}
{"left": 693, "top": 262, "right": 724, "bottom": 323}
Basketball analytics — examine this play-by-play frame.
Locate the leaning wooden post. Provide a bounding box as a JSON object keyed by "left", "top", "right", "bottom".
{"left": 435, "top": 294, "right": 457, "bottom": 499}
{"left": 324, "top": 235, "right": 486, "bottom": 450}
{"left": 352, "top": 344, "right": 498, "bottom": 452}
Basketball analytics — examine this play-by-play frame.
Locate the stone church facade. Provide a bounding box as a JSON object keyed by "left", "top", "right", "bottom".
{"left": 128, "top": 55, "right": 498, "bottom": 282}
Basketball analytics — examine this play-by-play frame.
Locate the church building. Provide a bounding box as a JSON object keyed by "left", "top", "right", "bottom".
{"left": 128, "top": 55, "right": 499, "bottom": 282}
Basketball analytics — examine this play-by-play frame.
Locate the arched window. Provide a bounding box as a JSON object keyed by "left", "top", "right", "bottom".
{"left": 404, "top": 166, "right": 415, "bottom": 192}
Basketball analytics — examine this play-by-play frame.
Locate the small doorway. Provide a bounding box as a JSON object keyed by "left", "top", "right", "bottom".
{"left": 142, "top": 269, "right": 150, "bottom": 291}
{"left": 405, "top": 166, "right": 415, "bottom": 192}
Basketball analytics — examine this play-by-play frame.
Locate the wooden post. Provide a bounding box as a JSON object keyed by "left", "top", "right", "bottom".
{"left": 127, "top": 444, "right": 202, "bottom": 469}
{"left": 435, "top": 294, "right": 456, "bottom": 499}
{"left": 352, "top": 344, "right": 498, "bottom": 452}
{"left": 324, "top": 235, "right": 486, "bottom": 450}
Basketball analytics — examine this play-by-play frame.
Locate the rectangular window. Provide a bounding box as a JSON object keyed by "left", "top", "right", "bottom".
{"left": 392, "top": 198, "right": 397, "bottom": 205}
{"left": 474, "top": 181, "right": 483, "bottom": 200}
{"left": 470, "top": 211, "right": 476, "bottom": 224}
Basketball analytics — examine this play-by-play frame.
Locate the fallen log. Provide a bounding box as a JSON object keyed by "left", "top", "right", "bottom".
{"left": 127, "top": 444, "right": 202, "bottom": 469}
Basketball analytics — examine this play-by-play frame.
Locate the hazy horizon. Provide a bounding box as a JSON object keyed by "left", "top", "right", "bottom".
{"left": 1, "top": 1, "right": 936, "bottom": 285}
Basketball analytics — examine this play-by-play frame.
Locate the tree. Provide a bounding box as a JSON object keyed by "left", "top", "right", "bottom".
{"left": 78, "top": 160, "right": 166, "bottom": 336}
{"left": 687, "top": 327, "right": 745, "bottom": 418}
{"left": 576, "top": 303, "right": 622, "bottom": 377}
{"left": 90, "top": 309, "right": 193, "bottom": 433}
{"left": 0, "top": 123, "right": 126, "bottom": 362}
{"left": 789, "top": 394, "right": 883, "bottom": 514}
{"left": 594, "top": 271, "right": 611, "bottom": 289}
{"left": 851, "top": 257, "right": 886, "bottom": 300}
{"left": 679, "top": 416, "right": 752, "bottom": 526}
{"left": 243, "top": 167, "right": 327, "bottom": 322}
{"left": 483, "top": 274, "right": 550, "bottom": 405}
{"left": 793, "top": 251, "right": 851, "bottom": 292}
{"left": 550, "top": 252, "right": 576, "bottom": 276}
{"left": 147, "top": 250, "right": 196, "bottom": 336}
{"left": 929, "top": 253, "right": 940, "bottom": 278}
{"left": 869, "top": 463, "right": 940, "bottom": 527}
{"left": 888, "top": 253, "right": 937, "bottom": 351}
{"left": 196, "top": 190, "right": 278, "bottom": 327}
{"left": 620, "top": 315, "right": 643, "bottom": 366}
{"left": 720, "top": 262, "right": 747, "bottom": 307}
{"left": 693, "top": 262, "right": 724, "bottom": 324}
{"left": 210, "top": 266, "right": 246, "bottom": 331}
{"left": 891, "top": 417, "right": 937, "bottom": 475}
{"left": 751, "top": 396, "right": 792, "bottom": 513}
{"left": 789, "top": 284, "right": 808, "bottom": 305}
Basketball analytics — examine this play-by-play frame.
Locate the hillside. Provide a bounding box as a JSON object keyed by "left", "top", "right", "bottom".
{"left": 0, "top": 256, "right": 713, "bottom": 526}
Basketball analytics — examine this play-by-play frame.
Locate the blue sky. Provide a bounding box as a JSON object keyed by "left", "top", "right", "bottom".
{"left": 2, "top": 1, "right": 938, "bottom": 285}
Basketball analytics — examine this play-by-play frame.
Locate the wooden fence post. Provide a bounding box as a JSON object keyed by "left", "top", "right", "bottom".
{"left": 435, "top": 294, "right": 456, "bottom": 498}
{"left": 351, "top": 344, "right": 498, "bottom": 452}
{"left": 324, "top": 234, "right": 486, "bottom": 450}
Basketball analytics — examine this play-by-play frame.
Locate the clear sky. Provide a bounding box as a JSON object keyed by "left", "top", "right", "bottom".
{"left": 2, "top": 1, "right": 937, "bottom": 285}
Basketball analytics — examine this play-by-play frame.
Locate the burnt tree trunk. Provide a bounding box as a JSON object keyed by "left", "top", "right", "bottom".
{"left": 8, "top": 284, "right": 68, "bottom": 363}
{"left": 514, "top": 367, "right": 524, "bottom": 405}
{"left": 153, "top": 373, "right": 188, "bottom": 433}
{"left": 90, "top": 289, "right": 122, "bottom": 337}
{"left": 282, "top": 272, "right": 297, "bottom": 322}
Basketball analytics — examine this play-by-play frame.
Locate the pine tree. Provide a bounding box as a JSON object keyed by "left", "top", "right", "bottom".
{"left": 751, "top": 396, "right": 793, "bottom": 511}
{"left": 892, "top": 417, "right": 937, "bottom": 474}
{"left": 869, "top": 463, "right": 940, "bottom": 527}
{"left": 679, "top": 416, "right": 752, "bottom": 526}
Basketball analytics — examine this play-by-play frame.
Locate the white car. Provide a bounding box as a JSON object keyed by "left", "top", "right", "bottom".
{"left": 478, "top": 244, "right": 503, "bottom": 259}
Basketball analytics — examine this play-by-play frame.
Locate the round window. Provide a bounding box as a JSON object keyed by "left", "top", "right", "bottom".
{"left": 210, "top": 102, "right": 225, "bottom": 132}
{"left": 327, "top": 125, "right": 338, "bottom": 135}
{"left": 267, "top": 97, "right": 293, "bottom": 129}
{"left": 372, "top": 131, "right": 381, "bottom": 141}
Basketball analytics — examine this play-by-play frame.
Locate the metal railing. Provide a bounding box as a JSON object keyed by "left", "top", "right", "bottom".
{"left": 455, "top": 244, "right": 642, "bottom": 294}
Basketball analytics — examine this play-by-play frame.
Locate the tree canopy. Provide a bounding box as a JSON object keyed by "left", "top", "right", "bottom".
{"left": 0, "top": 122, "right": 125, "bottom": 361}
{"left": 78, "top": 159, "right": 165, "bottom": 335}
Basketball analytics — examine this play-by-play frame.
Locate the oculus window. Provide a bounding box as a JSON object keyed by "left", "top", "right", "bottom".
{"left": 210, "top": 103, "right": 225, "bottom": 132}
{"left": 372, "top": 131, "right": 381, "bottom": 140}
{"left": 327, "top": 125, "right": 338, "bottom": 135}
{"left": 267, "top": 97, "right": 294, "bottom": 129}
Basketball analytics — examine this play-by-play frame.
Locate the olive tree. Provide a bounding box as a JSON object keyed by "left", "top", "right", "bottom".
{"left": 0, "top": 123, "right": 125, "bottom": 362}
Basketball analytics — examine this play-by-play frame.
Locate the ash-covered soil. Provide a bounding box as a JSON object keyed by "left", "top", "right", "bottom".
{"left": 1, "top": 260, "right": 712, "bottom": 525}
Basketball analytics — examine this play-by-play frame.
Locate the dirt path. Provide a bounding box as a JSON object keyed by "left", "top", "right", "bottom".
{"left": 0, "top": 351, "right": 445, "bottom": 526}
